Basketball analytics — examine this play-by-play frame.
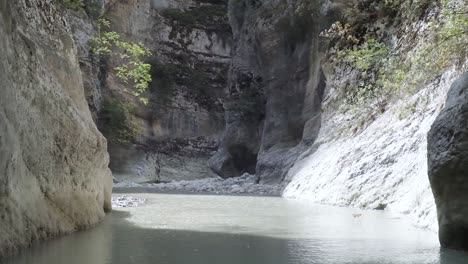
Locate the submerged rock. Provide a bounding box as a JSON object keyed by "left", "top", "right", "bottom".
{"left": 428, "top": 73, "right": 468, "bottom": 250}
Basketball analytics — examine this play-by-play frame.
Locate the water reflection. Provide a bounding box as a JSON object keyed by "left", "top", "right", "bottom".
{"left": 439, "top": 249, "right": 468, "bottom": 264}
{"left": 3, "top": 194, "right": 468, "bottom": 264}
{"left": 2, "top": 212, "right": 114, "bottom": 264}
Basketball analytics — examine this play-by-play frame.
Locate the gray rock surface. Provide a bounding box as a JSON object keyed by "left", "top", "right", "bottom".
{"left": 210, "top": 0, "right": 326, "bottom": 183}
{"left": 92, "top": 0, "right": 328, "bottom": 185}
{"left": 101, "top": 0, "right": 231, "bottom": 183}
{"left": 428, "top": 72, "right": 468, "bottom": 251}
{"left": 66, "top": 8, "right": 104, "bottom": 122}
{"left": 114, "top": 173, "right": 282, "bottom": 195}
{"left": 0, "top": 0, "right": 112, "bottom": 256}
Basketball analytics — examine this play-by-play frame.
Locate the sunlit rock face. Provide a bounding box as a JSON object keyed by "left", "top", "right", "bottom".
{"left": 210, "top": 0, "right": 326, "bottom": 183}
{"left": 0, "top": 0, "right": 112, "bottom": 256}
{"left": 284, "top": 70, "right": 463, "bottom": 232}
{"left": 101, "top": 0, "right": 232, "bottom": 183}
{"left": 428, "top": 73, "right": 468, "bottom": 250}
{"left": 280, "top": 0, "right": 468, "bottom": 234}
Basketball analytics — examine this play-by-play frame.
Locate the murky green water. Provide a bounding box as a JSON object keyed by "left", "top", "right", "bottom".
{"left": 3, "top": 194, "right": 468, "bottom": 264}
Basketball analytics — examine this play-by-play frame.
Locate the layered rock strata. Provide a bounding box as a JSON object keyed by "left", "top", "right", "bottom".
{"left": 102, "top": 0, "right": 232, "bottom": 183}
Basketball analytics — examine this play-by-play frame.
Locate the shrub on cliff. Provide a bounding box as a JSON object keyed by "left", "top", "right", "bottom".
{"left": 100, "top": 100, "right": 141, "bottom": 143}
{"left": 322, "top": 0, "right": 467, "bottom": 109}
{"left": 91, "top": 19, "right": 152, "bottom": 105}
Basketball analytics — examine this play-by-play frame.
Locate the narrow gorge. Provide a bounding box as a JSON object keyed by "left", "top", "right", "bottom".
{"left": 1, "top": 0, "right": 468, "bottom": 263}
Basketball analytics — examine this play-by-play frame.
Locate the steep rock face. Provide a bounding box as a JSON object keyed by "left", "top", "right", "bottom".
{"left": 428, "top": 73, "right": 468, "bottom": 250}
{"left": 210, "top": 0, "right": 326, "bottom": 183}
{"left": 57, "top": 1, "right": 113, "bottom": 122}
{"left": 284, "top": 70, "right": 462, "bottom": 231}
{"left": 283, "top": 0, "right": 467, "bottom": 232}
{"left": 102, "top": 0, "right": 231, "bottom": 183}
{"left": 65, "top": 5, "right": 105, "bottom": 121}
{"left": 0, "top": 0, "right": 112, "bottom": 256}
{"left": 209, "top": 0, "right": 468, "bottom": 235}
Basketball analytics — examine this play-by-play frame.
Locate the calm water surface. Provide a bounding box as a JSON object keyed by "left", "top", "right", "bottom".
{"left": 3, "top": 194, "right": 468, "bottom": 264}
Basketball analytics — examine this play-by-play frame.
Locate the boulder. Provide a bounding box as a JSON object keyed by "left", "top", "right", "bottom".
{"left": 428, "top": 72, "right": 468, "bottom": 250}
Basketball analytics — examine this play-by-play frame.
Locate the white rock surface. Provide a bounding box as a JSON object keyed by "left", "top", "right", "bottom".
{"left": 284, "top": 69, "right": 463, "bottom": 232}
{"left": 112, "top": 196, "right": 146, "bottom": 208}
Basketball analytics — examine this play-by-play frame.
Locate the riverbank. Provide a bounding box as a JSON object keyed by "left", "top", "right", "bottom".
{"left": 113, "top": 174, "right": 283, "bottom": 196}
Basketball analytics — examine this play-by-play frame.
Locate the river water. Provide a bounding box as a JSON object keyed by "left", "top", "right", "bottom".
{"left": 3, "top": 194, "right": 468, "bottom": 264}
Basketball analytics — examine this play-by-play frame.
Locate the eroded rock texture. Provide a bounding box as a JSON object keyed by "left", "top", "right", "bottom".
{"left": 95, "top": 0, "right": 327, "bottom": 184}
{"left": 428, "top": 73, "right": 468, "bottom": 250}
{"left": 210, "top": 0, "right": 326, "bottom": 183}
{"left": 0, "top": 0, "right": 112, "bottom": 256}
{"left": 101, "top": 0, "right": 231, "bottom": 183}
{"left": 65, "top": 2, "right": 106, "bottom": 122}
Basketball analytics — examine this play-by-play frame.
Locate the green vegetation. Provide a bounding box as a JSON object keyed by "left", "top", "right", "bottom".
{"left": 91, "top": 19, "right": 152, "bottom": 105}
{"left": 383, "top": 0, "right": 432, "bottom": 19}
{"left": 381, "top": 0, "right": 468, "bottom": 95}
{"left": 320, "top": 22, "right": 359, "bottom": 45}
{"left": 340, "top": 39, "right": 389, "bottom": 71}
{"left": 100, "top": 100, "right": 141, "bottom": 143}
{"left": 335, "top": 38, "right": 390, "bottom": 105}
{"left": 324, "top": 0, "right": 467, "bottom": 108}
{"left": 426, "top": 0, "right": 468, "bottom": 67}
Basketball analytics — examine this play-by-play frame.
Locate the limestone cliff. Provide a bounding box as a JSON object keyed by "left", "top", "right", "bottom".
{"left": 212, "top": 0, "right": 467, "bottom": 239}
{"left": 0, "top": 0, "right": 112, "bottom": 256}
{"left": 210, "top": 0, "right": 326, "bottom": 183}
{"left": 65, "top": 0, "right": 106, "bottom": 122}
{"left": 101, "top": 0, "right": 231, "bottom": 183}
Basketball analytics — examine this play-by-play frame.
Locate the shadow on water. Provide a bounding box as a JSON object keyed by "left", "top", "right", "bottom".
{"left": 439, "top": 249, "right": 468, "bottom": 264}
{"left": 2, "top": 210, "right": 468, "bottom": 264}
{"left": 2, "top": 211, "right": 294, "bottom": 264}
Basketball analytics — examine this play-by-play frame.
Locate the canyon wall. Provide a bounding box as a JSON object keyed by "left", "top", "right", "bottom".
{"left": 209, "top": 0, "right": 326, "bottom": 183}
{"left": 0, "top": 0, "right": 112, "bottom": 256}
{"left": 212, "top": 0, "right": 467, "bottom": 234}
{"left": 280, "top": 0, "right": 467, "bottom": 232}
{"left": 101, "top": 0, "right": 231, "bottom": 183}
{"left": 284, "top": 68, "right": 463, "bottom": 231}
